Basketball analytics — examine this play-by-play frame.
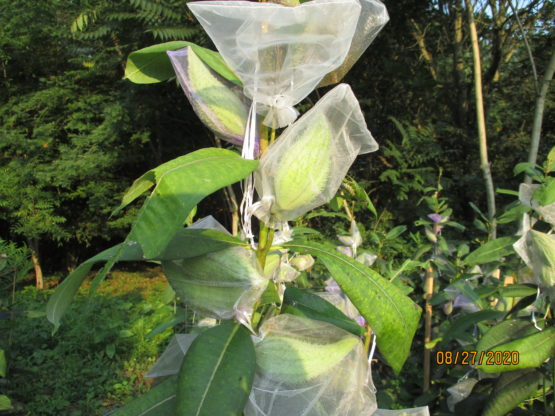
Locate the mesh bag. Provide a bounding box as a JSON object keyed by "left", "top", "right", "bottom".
{"left": 188, "top": 0, "right": 362, "bottom": 127}
{"left": 252, "top": 84, "right": 378, "bottom": 227}
{"left": 320, "top": 0, "right": 389, "bottom": 86}
{"left": 162, "top": 246, "right": 269, "bottom": 320}
{"left": 145, "top": 334, "right": 197, "bottom": 378}
{"left": 245, "top": 314, "right": 377, "bottom": 416}
{"left": 167, "top": 46, "right": 249, "bottom": 146}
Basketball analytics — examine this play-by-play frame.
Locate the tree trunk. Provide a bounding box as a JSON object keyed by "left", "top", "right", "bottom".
{"left": 465, "top": 0, "right": 497, "bottom": 239}
{"left": 28, "top": 238, "right": 43, "bottom": 289}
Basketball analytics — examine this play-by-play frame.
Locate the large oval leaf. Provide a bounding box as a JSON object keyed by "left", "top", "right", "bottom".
{"left": 284, "top": 241, "right": 421, "bottom": 374}
{"left": 282, "top": 286, "right": 364, "bottom": 336}
{"left": 483, "top": 370, "right": 543, "bottom": 416}
{"left": 476, "top": 326, "right": 555, "bottom": 373}
{"left": 46, "top": 228, "right": 246, "bottom": 330}
{"left": 176, "top": 322, "right": 255, "bottom": 415}
{"left": 128, "top": 148, "right": 257, "bottom": 258}
{"left": 125, "top": 41, "right": 241, "bottom": 86}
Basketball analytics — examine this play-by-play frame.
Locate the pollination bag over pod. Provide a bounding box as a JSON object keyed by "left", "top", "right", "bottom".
{"left": 245, "top": 314, "right": 377, "bottom": 416}
{"left": 187, "top": 0, "right": 362, "bottom": 128}
{"left": 162, "top": 246, "right": 269, "bottom": 320}
{"left": 252, "top": 83, "right": 378, "bottom": 227}
{"left": 167, "top": 46, "right": 249, "bottom": 146}
{"left": 320, "top": 0, "right": 389, "bottom": 87}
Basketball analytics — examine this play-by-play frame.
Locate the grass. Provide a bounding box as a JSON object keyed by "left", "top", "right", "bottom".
{"left": 1, "top": 266, "right": 176, "bottom": 416}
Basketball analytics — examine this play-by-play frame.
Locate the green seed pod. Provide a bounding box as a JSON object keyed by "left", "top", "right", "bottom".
{"left": 255, "top": 315, "right": 360, "bottom": 384}
{"left": 168, "top": 47, "right": 248, "bottom": 146}
{"left": 163, "top": 247, "right": 268, "bottom": 319}
{"left": 273, "top": 115, "right": 332, "bottom": 216}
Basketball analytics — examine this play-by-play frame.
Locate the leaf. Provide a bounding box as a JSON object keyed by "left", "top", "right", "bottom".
{"left": 176, "top": 322, "right": 255, "bottom": 416}
{"left": 284, "top": 241, "right": 421, "bottom": 374}
{"left": 497, "top": 284, "right": 537, "bottom": 298}
{"left": 47, "top": 228, "right": 245, "bottom": 330}
{"left": 112, "top": 376, "right": 177, "bottom": 416}
{"left": 125, "top": 41, "right": 241, "bottom": 86}
{"left": 146, "top": 309, "right": 188, "bottom": 339}
{"left": 46, "top": 242, "right": 143, "bottom": 332}
{"left": 476, "top": 327, "right": 555, "bottom": 373}
{"left": 482, "top": 370, "right": 543, "bottom": 416}
{"left": 282, "top": 287, "right": 364, "bottom": 336}
{"left": 513, "top": 162, "right": 542, "bottom": 178}
{"left": 385, "top": 225, "right": 407, "bottom": 240}
{"left": 0, "top": 349, "right": 6, "bottom": 377}
{"left": 128, "top": 148, "right": 257, "bottom": 258}
{"left": 0, "top": 395, "right": 12, "bottom": 411}
{"left": 496, "top": 205, "right": 530, "bottom": 224}
{"left": 476, "top": 320, "right": 537, "bottom": 353}
{"left": 533, "top": 178, "right": 555, "bottom": 206}
{"left": 441, "top": 310, "right": 505, "bottom": 344}
{"left": 463, "top": 237, "right": 517, "bottom": 266}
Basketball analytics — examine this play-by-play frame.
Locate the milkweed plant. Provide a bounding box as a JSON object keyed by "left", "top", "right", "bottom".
{"left": 48, "top": 0, "right": 555, "bottom": 414}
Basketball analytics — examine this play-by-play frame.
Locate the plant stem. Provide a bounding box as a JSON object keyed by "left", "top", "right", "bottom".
{"left": 525, "top": 48, "right": 555, "bottom": 184}
{"left": 423, "top": 264, "right": 434, "bottom": 393}
{"left": 465, "top": 0, "right": 497, "bottom": 239}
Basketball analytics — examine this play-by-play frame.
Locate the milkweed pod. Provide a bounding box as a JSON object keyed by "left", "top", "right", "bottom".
{"left": 188, "top": 0, "right": 362, "bottom": 127}
{"left": 167, "top": 46, "right": 249, "bottom": 146}
{"left": 253, "top": 84, "right": 378, "bottom": 227}
{"left": 162, "top": 246, "right": 268, "bottom": 319}
{"left": 246, "top": 314, "right": 376, "bottom": 416}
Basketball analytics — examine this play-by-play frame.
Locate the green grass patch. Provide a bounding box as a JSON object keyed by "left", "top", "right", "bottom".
{"left": 1, "top": 267, "right": 175, "bottom": 416}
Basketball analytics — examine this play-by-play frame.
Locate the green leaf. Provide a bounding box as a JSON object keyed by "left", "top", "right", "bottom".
{"left": 113, "top": 376, "right": 177, "bottom": 416}
{"left": 0, "top": 349, "right": 6, "bottom": 377}
{"left": 513, "top": 162, "right": 542, "bottom": 178}
{"left": 146, "top": 309, "right": 188, "bottom": 339}
{"left": 284, "top": 241, "right": 421, "bottom": 374}
{"left": 176, "top": 322, "right": 255, "bottom": 416}
{"left": 495, "top": 188, "right": 519, "bottom": 196}
{"left": 532, "top": 178, "right": 555, "bottom": 205}
{"left": 496, "top": 205, "right": 530, "bottom": 224}
{"left": 441, "top": 310, "right": 505, "bottom": 344}
{"left": 385, "top": 225, "right": 407, "bottom": 240}
{"left": 128, "top": 148, "right": 257, "bottom": 258}
{"left": 0, "top": 395, "right": 13, "bottom": 411}
{"left": 125, "top": 41, "right": 241, "bottom": 86}
{"left": 482, "top": 370, "right": 543, "bottom": 416}
{"left": 476, "top": 320, "right": 537, "bottom": 353}
{"left": 476, "top": 327, "right": 555, "bottom": 373}
{"left": 282, "top": 287, "right": 364, "bottom": 336}
{"left": 463, "top": 237, "right": 517, "bottom": 266}
{"left": 546, "top": 146, "right": 555, "bottom": 173}
{"left": 46, "top": 242, "right": 143, "bottom": 332}
{"left": 47, "top": 228, "right": 245, "bottom": 330}
{"left": 497, "top": 284, "right": 538, "bottom": 298}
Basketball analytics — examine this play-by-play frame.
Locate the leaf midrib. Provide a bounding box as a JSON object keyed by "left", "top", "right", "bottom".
{"left": 194, "top": 324, "right": 240, "bottom": 416}
{"left": 287, "top": 242, "right": 407, "bottom": 331}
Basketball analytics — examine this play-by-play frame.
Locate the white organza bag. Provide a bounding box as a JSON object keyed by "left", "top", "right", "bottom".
{"left": 245, "top": 314, "right": 377, "bottom": 416}
{"left": 251, "top": 83, "right": 378, "bottom": 227}
{"left": 320, "top": 0, "right": 389, "bottom": 86}
{"left": 188, "top": 0, "right": 362, "bottom": 128}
